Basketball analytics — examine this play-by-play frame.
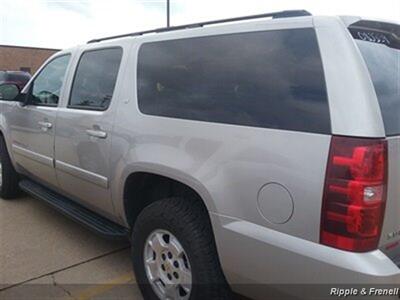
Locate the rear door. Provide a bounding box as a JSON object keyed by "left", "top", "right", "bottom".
{"left": 54, "top": 47, "right": 123, "bottom": 215}
{"left": 8, "top": 54, "right": 71, "bottom": 188}
{"left": 350, "top": 20, "right": 400, "bottom": 256}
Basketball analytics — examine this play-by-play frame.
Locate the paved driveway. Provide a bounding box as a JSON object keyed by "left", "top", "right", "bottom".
{"left": 0, "top": 195, "right": 142, "bottom": 300}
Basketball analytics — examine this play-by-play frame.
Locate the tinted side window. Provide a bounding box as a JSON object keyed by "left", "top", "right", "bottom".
{"left": 69, "top": 48, "right": 122, "bottom": 110}
{"left": 137, "top": 28, "right": 330, "bottom": 134}
{"left": 356, "top": 40, "right": 400, "bottom": 136}
{"left": 30, "top": 55, "right": 71, "bottom": 106}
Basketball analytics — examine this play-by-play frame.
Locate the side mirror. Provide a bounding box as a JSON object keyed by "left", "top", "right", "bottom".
{"left": 0, "top": 83, "right": 20, "bottom": 101}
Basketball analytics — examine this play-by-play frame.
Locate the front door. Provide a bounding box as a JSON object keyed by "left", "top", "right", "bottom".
{"left": 55, "top": 47, "right": 123, "bottom": 215}
{"left": 9, "top": 54, "right": 71, "bottom": 188}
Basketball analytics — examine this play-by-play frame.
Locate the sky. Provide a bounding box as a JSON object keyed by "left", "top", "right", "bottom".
{"left": 0, "top": 0, "right": 399, "bottom": 49}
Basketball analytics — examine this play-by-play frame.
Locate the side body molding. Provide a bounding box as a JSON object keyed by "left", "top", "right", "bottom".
{"left": 55, "top": 160, "right": 109, "bottom": 189}
{"left": 12, "top": 144, "right": 53, "bottom": 167}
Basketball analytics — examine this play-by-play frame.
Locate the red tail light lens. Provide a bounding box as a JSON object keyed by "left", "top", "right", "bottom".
{"left": 320, "top": 136, "right": 388, "bottom": 252}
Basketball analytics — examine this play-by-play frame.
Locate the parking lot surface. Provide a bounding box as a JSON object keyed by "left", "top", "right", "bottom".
{"left": 0, "top": 194, "right": 142, "bottom": 300}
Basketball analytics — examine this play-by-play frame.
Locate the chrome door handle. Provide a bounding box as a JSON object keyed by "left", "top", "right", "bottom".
{"left": 86, "top": 129, "right": 107, "bottom": 139}
{"left": 38, "top": 121, "right": 53, "bottom": 129}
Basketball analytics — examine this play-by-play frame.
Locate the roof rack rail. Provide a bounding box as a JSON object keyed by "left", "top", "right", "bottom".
{"left": 87, "top": 9, "right": 311, "bottom": 44}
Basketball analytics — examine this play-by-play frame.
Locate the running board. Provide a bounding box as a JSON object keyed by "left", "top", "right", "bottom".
{"left": 19, "top": 179, "right": 129, "bottom": 240}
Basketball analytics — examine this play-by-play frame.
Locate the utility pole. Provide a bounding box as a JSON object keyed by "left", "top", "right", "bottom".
{"left": 167, "top": 0, "right": 170, "bottom": 27}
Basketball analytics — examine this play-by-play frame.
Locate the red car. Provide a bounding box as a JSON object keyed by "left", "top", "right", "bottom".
{"left": 0, "top": 71, "right": 31, "bottom": 91}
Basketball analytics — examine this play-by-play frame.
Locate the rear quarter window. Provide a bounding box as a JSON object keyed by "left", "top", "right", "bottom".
{"left": 137, "top": 28, "right": 330, "bottom": 134}
{"left": 355, "top": 41, "right": 400, "bottom": 136}
{"left": 350, "top": 21, "right": 400, "bottom": 136}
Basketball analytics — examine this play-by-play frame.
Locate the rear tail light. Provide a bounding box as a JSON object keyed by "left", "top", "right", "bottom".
{"left": 320, "top": 136, "right": 388, "bottom": 252}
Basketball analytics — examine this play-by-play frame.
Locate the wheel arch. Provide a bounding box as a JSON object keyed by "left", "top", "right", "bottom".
{"left": 121, "top": 166, "right": 217, "bottom": 229}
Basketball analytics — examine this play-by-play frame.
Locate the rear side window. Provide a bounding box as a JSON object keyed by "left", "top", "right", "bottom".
{"left": 137, "top": 28, "right": 330, "bottom": 134}
{"left": 357, "top": 42, "right": 400, "bottom": 136}
{"left": 69, "top": 48, "right": 123, "bottom": 110}
{"left": 350, "top": 21, "right": 400, "bottom": 136}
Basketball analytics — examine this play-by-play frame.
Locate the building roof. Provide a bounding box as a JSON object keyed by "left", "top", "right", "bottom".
{"left": 0, "top": 44, "right": 60, "bottom": 52}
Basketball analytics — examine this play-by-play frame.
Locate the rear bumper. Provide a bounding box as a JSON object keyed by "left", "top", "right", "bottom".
{"left": 211, "top": 213, "right": 400, "bottom": 299}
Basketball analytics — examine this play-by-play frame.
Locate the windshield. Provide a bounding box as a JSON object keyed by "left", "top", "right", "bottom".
{"left": 350, "top": 21, "right": 400, "bottom": 136}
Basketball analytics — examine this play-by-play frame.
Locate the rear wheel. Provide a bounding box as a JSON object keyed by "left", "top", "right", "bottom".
{"left": 132, "top": 197, "right": 231, "bottom": 300}
{"left": 0, "top": 137, "right": 20, "bottom": 199}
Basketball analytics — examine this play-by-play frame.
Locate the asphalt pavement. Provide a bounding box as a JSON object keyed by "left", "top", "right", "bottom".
{"left": 0, "top": 194, "right": 142, "bottom": 300}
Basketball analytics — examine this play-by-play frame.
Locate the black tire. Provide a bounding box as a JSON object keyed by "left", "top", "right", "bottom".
{"left": 132, "top": 197, "right": 231, "bottom": 300}
{"left": 0, "top": 137, "right": 20, "bottom": 199}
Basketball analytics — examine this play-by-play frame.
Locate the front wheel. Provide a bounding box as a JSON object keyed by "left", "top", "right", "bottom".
{"left": 0, "top": 137, "right": 20, "bottom": 199}
{"left": 131, "top": 197, "right": 231, "bottom": 300}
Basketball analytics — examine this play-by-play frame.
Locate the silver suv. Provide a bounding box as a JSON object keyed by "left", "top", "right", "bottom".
{"left": 0, "top": 10, "right": 399, "bottom": 300}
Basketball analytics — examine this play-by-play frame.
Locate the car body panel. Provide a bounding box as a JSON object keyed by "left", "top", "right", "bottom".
{"left": 112, "top": 94, "right": 332, "bottom": 243}
{"left": 53, "top": 40, "right": 132, "bottom": 218}
{"left": 211, "top": 213, "right": 400, "bottom": 299}
{"left": 381, "top": 136, "right": 400, "bottom": 248}
{"left": 314, "top": 16, "right": 386, "bottom": 138}
{"left": 2, "top": 52, "right": 74, "bottom": 188}
{"left": 8, "top": 105, "right": 58, "bottom": 187}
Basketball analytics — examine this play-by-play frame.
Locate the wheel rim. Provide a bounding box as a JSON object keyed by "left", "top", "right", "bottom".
{"left": 144, "top": 229, "right": 192, "bottom": 300}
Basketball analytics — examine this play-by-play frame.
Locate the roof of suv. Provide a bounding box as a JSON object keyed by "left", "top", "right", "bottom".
{"left": 87, "top": 10, "right": 313, "bottom": 44}
{"left": 52, "top": 11, "right": 396, "bottom": 53}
